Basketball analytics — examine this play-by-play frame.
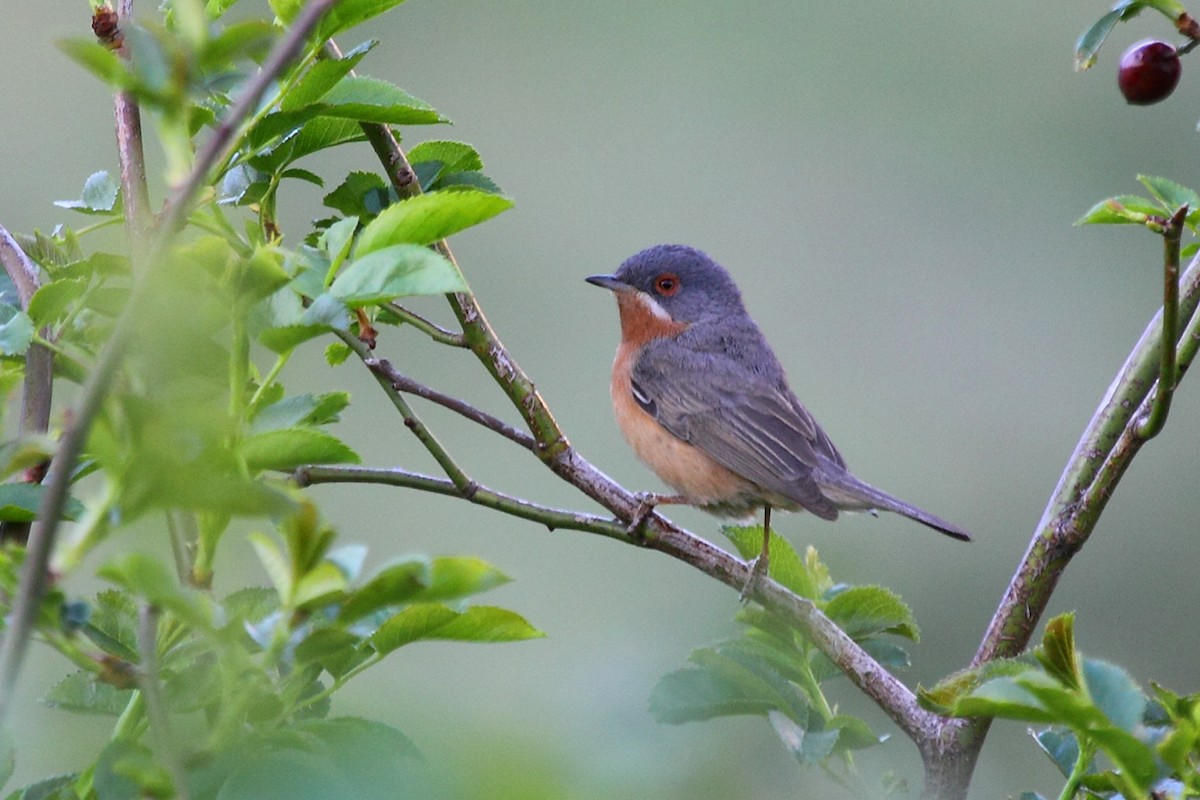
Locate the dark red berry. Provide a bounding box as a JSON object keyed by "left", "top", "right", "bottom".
{"left": 1118, "top": 39, "right": 1181, "bottom": 105}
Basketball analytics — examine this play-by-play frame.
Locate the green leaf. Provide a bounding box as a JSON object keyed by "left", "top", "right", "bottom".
{"left": 42, "top": 671, "right": 134, "bottom": 716}
{"left": 294, "top": 628, "right": 362, "bottom": 675}
{"left": 1075, "top": 196, "right": 1156, "bottom": 226}
{"left": 253, "top": 117, "right": 367, "bottom": 172}
{"left": 952, "top": 674, "right": 1056, "bottom": 723}
{"left": 280, "top": 41, "right": 376, "bottom": 111}
{"left": 98, "top": 553, "right": 213, "bottom": 631}
{"left": 316, "top": 215, "right": 359, "bottom": 274}
{"left": 58, "top": 39, "right": 131, "bottom": 89}
{"left": 1088, "top": 725, "right": 1158, "bottom": 791}
{"left": 1031, "top": 727, "right": 1084, "bottom": 779}
{"left": 1082, "top": 658, "right": 1146, "bottom": 731}
{"left": 54, "top": 171, "right": 121, "bottom": 215}
{"left": 1036, "top": 613, "right": 1081, "bottom": 690}
{"left": 420, "top": 556, "right": 512, "bottom": 602}
{"left": 323, "top": 172, "right": 391, "bottom": 218}
{"left": 293, "top": 561, "right": 348, "bottom": 608}
{"left": 721, "top": 525, "right": 816, "bottom": 599}
{"left": 826, "top": 714, "right": 886, "bottom": 751}
{"left": 338, "top": 557, "right": 431, "bottom": 622}
{"left": 1138, "top": 174, "right": 1200, "bottom": 212}
{"left": 199, "top": 19, "right": 275, "bottom": 70}
{"left": 368, "top": 603, "right": 543, "bottom": 656}
{"left": 240, "top": 428, "right": 360, "bottom": 472}
{"left": 355, "top": 190, "right": 514, "bottom": 254}
{"left": 250, "top": 532, "right": 292, "bottom": 599}
{"left": 251, "top": 392, "right": 351, "bottom": 434}
{"left": 324, "top": 341, "right": 351, "bottom": 366}
{"left": 768, "top": 711, "right": 839, "bottom": 765}
{"left": 3, "top": 772, "right": 79, "bottom": 800}
{"left": 315, "top": 0, "right": 411, "bottom": 41}
{"left": 1074, "top": 3, "right": 1144, "bottom": 71}
{"left": 823, "top": 585, "right": 919, "bottom": 641}
{"left": 649, "top": 665, "right": 779, "bottom": 724}
{"left": 83, "top": 590, "right": 139, "bottom": 661}
{"left": 0, "top": 484, "right": 84, "bottom": 523}
{"left": 329, "top": 245, "right": 467, "bottom": 307}
{"left": 231, "top": 247, "right": 291, "bottom": 303}
{"left": 409, "top": 140, "right": 484, "bottom": 174}
{"left": 27, "top": 279, "right": 88, "bottom": 326}
{"left": 0, "top": 304, "right": 35, "bottom": 356}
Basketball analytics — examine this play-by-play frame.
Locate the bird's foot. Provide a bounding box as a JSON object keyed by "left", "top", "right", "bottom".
{"left": 739, "top": 552, "right": 770, "bottom": 604}
{"left": 625, "top": 492, "right": 685, "bottom": 536}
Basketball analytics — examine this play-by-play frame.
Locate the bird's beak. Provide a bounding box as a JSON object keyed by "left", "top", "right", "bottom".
{"left": 585, "top": 273, "right": 630, "bottom": 292}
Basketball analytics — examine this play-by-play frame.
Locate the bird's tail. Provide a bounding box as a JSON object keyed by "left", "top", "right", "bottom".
{"left": 819, "top": 473, "right": 973, "bottom": 542}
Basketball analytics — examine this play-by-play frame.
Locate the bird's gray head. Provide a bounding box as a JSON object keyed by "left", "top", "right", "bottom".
{"left": 585, "top": 244, "right": 746, "bottom": 325}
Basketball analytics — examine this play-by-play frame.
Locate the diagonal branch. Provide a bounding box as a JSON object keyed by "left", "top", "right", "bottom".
{"left": 296, "top": 461, "right": 943, "bottom": 745}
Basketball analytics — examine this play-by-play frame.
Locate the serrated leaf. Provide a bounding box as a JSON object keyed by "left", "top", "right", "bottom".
{"left": 42, "top": 671, "right": 134, "bottom": 716}
{"left": 199, "top": 19, "right": 275, "bottom": 70}
{"left": 240, "top": 428, "right": 360, "bottom": 472}
{"left": 83, "top": 590, "right": 139, "bottom": 661}
{"left": 952, "top": 675, "right": 1056, "bottom": 723}
{"left": 409, "top": 140, "right": 484, "bottom": 173}
{"left": 1082, "top": 658, "right": 1146, "bottom": 731}
{"left": 338, "top": 558, "right": 431, "bottom": 622}
{"left": 315, "top": 0, "right": 411, "bottom": 41}
{"left": 0, "top": 304, "right": 35, "bottom": 356}
{"left": 324, "top": 341, "right": 351, "bottom": 365}
{"left": 330, "top": 245, "right": 467, "bottom": 307}
{"left": 721, "top": 525, "right": 814, "bottom": 599}
{"left": 1037, "top": 613, "right": 1081, "bottom": 690}
{"left": 251, "top": 392, "right": 351, "bottom": 434}
{"left": 54, "top": 171, "right": 121, "bottom": 215}
{"left": 824, "top": 585, "right": 919, "bottom": 641}
{"left": 0, "top": 484, "right": 84, "bottom": 523}
{"left": 280, "top": 42, "right": 375, "bottom": 112}
{"left": 827, "top": 714, "right": 886, "bottom": 751}
{"left": 317, "top": 215, "right": 359, "bottom": 273}
{"left": 649, "top": 666, "right": 778, "bottom": 724}
{"left": 4, "top": 772, "right": 80, "bottom": 800}
{"left": 1075, "top": 196, "right": 1156, "bottom": 226}
{"left": 1089, "top": 725, "right": 1158, "bottom": 792}
{"left": 1138, "top": 174, "right": 1200, "bottom": 212}
{"left": 98, "top": 553, "right": 213, "bottom": 631}
{"left": 323, "top": 172, "right": 391, "bottom": 218}
{"left": 280, "top": 168, "right": 323, "bottom": 187}
{"left": 355, "top": 189, "right": 513, "bottom": 254}
{"left": 368, "top": 603, "right": 543, "bottom": 656}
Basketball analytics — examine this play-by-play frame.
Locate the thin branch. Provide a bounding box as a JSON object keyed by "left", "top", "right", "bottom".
{"left": 338, "top": 332, "right": 475, "bottom": 491}
{"left": 296, "top": 462, "right": 943, "bottom": 745}
{"left": 972, "top": 246, "right": 1200, "bottom": 668}
{"left": 136, "top": 605, "right": 190, "bottom": 800}
{"left": 1136, "top": 204, "right": 1185, "bottom": 439}
{"left": 0, "top": 226, "right": 53, "bottom": 544}
{"left": 362, "top": 357, "right": 536, "bottom": 451}
{"left": 385, "top": 302, "right": 467, "bottom": 347}
{"left": 0, "top": 0, "right": 339, "bottom": 728}
{"left": 112, "top": 0, "right": 152, "bottom": 255}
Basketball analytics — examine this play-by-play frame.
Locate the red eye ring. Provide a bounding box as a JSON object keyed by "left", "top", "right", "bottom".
{"left": 653, "top": 273, "right": 680, "bottom": 296}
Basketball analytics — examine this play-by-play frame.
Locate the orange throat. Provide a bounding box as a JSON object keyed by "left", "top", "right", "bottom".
{"left": 615, "top": 291, "right": 688, "bottom": 346}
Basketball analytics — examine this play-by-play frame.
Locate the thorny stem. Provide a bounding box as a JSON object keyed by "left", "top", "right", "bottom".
{"left": 0, "top": 0, "right": 339, "bottom": 729}
{"left": 112, "top": 0, "right": 153, "bottom": 257}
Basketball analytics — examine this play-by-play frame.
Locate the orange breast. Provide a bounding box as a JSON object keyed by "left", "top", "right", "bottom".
{"left": 611, "top": 341, "right": 757, "bottom": 510}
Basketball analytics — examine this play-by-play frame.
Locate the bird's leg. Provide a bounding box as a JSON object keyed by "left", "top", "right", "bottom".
{"left": 740, "top": 504, "right": 772, "bottom": 603}
{"left": 626, "top": 492, "right": 688, "bottom": 535}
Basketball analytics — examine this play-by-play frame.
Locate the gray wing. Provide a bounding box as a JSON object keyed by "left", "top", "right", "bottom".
{"left": 632, "top": 330, "right": 845, "bottom": 520}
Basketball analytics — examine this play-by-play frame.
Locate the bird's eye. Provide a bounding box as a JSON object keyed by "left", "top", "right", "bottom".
{"left": 653, "top": 273, "right": 680, "bottom": 296}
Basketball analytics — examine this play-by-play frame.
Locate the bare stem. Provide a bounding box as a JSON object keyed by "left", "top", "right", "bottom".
{"left": 136, "top": 606, "right": 190, "bottom": 800}
{"left": 362, "top": 357, "right": 536, "bottom": 451}
{"left": 1136, "top": 204, "right": 1185, "bottom": 439}
{"left": 113, "top": 0, "right": 152, "bottom": 256}
{"left": 385, "top": 302, "right": 467, "bottom": 347}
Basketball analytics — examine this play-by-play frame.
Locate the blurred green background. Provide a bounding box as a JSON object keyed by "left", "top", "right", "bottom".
{"left": 4, "top": 1, "right": 1200, "bottom": 797}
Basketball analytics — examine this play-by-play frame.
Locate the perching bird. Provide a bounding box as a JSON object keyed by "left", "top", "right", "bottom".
{"left": 586, "top": 244, "right": 970, "bottom": 586}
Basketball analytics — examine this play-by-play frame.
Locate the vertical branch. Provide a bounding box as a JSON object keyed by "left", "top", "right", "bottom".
{"left": 0, "top": 0, "right": 340, "bottom": 728}
{"left": 111, "top": 0, "right": 153, "bottom": 253}
{"left": 0, "top": 227, "right": 53, "bottom": 544}
{"left": 1136, "top": 204, "right": 1185, "bottom": 438}
{"left": 136, "top": 605, "right": 190, "bottom": 800}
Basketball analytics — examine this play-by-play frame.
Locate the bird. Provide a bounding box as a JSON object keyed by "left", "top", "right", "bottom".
{"left": 586, "top": 244, "right": 971, "bottom": 589}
